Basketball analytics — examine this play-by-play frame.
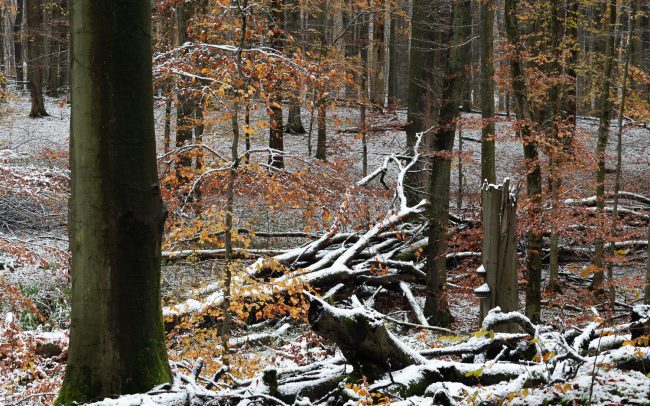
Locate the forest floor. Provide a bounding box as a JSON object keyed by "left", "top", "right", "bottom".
{"left": 0, "top": 94, "right": 649, "bottom": 405}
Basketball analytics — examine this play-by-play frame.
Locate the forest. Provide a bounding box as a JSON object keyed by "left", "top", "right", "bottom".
{"left": 0, "top": 0, "right": 649, "bottom": 404}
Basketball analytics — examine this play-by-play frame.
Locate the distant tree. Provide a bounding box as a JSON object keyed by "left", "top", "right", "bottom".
{"left": 268, "top": 0, "right": 285, "bottom": 169}
{"left": 26, "top": 0, "right": 48, "bottom": 117}
{"left": 504, "top": 0, "right": 543, "bottom": 323}
{"left": 14, "top": 0, "right": 24, "bottom": 86}
{"left": 56, "top": 0, "right": 171, "bottom": 403}
{"left": 479, "top": 0, "right": 495, "bottom": 184}
{"left": 404, "top": 0, "right": 436, "bottom": 205}
{"left": 285, "top": 0, "right": 306, "bottom": 134}
{"left": 46, "top": 0, "right": 68, "bottom": 97}
{"left": 591, "top": 0, "right": 618, "bottom": 291}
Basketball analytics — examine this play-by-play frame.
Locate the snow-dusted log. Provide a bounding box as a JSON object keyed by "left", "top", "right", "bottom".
{"left": 162, "top": 248, "right": 289, "bottom": 261}
{"left": 306, "top": 293, "right": 427, "bottom": 378}
{"left": 228, "top": 323, "right": 291, "bottom": 348}
{"left": 564, "top": 191, "right": 650, "bottom": 206}
{"left": 399, "top": 281, "right": 429, "bottom": 326}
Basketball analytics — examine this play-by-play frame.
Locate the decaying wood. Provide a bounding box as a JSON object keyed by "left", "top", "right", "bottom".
{"left": 306, "top": 293, "right": 427, "bottom": 379}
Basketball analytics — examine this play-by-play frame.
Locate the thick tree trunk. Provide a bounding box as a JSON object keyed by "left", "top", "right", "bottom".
{"left": 591, "top": 0, "right": 618, "bottom": 291}
{"left": 422, "top": 0, "right": 467, "bottom": 327}
{"left": 504, "top": 0, "right": 543, "bottom": 323}
{"left": 27, "top": 0, "right": 48, "bottom": 117}
{"left": 479, "top": 0, "right": 496, "bottom": 184}
{"left": 56, "top": 1, "right": 172, "bottom": 403}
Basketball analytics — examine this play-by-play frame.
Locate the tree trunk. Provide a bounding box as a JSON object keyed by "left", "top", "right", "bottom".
{"left": 359, "top": 9, "right": 369, "bottom": 176}
{"left": 370, "top": 0, "right": 385, "bottom": 106}
{"left": 643, "top": 224, "right": 650, "bottom": 305}
{"left": 460, "top": 0, "right": 472, "bottom": 112}
{"left": 422, "top": 0, "right": 467, "bottom": 327}
{"left": 404, "top": 0, "right": 436, "bottom": 205}
{"left": 591, "top": 0, "right": 618, "bottom": 291}
{"left": 56, "top": 1, "right": 172, "bottom": 403}
{"left": 479, "top": 0, "right": 496, "bottom": 184}
{"left": 27, "top": 0, "right": 48, "bottom": 116}
{"left": 14, "top": 0, "right": 24, "bottom": 86}
{"left": 315, "top": 98, "right": 327, "bottom": 160}
{"left": 268, "top": 0, "right": 284, "bottom": 169}
{"left": 387, "top": 7, "right": 399, "bottom": 106}
{"left": 504, "top": 0, "right": 543, "bottom": 323}
{"left": 285, "top": 0, "right": 306, "bottom": 134}
{"left": 46, "top": 0, "right": 66, "bottom": 97}
{"left": 314, "top": 0, "right": 328, "bottom": 161}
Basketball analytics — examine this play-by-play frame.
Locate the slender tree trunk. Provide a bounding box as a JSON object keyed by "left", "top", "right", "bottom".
{"left": 27, "top": 0, "right": 48, "bottom": 116}
{"left": 479, "top": 0, "right": 496, "bottom": 184}
{"left": 56, "top": 1, "right": 172, "bottom": 403}
{"left": 223, "top": 0, "right": 248, "bottom": 350}
{"left": 315, "top": 98, "right": 327, "bottom": 160}
{"left": 370, "top": 0, "right": 385, "bottom": 106}
{"left": 504, "top": 0, "right": 543, "bottom": 323}
{"left": 359, "top": 8, "right": 369, "bottom": 175}
{"left": 46, "top": 0, "right": 66, "bottom": 97}
{"left": 285, "top": 0, "right": 306, "bottom": 134}
{"left": 460, "top": 0, "right": 472, "bottom": 112}
{"left": 547, "top": 0, "right": 564, "bottom": 291}
{"left": 387, "top": 7, "right": 399, "bottom": 106}
{"left": 314, "top": 0, "right": 328, "bottom": 161}
{"left": 645, "top": 223, "right": 650, "bottom": 305}
{"left": 404, "top": 0, "right": 436, "bottom": 205}
{"left": 268, "top": 0, "right": 285, "bottom": 169}
{"left": 608, "top": 7, "right": 633, "bottom": 308}
{"left": 14, "top": 0, "right": 24, "bottom": 86}
{"left": 457, "top": 124, "right": 463, "bottom": 211}
{"left": 591, "top": 0, "right": 618, "bottom": 292}
{"left": 0, "top": 3, "right": 5, "bottom": 75}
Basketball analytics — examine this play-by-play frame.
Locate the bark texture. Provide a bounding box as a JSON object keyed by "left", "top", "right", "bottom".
{"left": 27, "top": 0, "right": 48, "bottom": 117}
{"left": 57, "top": 0, "right": 172, "bottom": 403}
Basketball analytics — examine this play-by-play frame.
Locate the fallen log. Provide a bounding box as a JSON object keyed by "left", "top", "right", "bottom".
{"left": 162, "top": 248, "right": 289, "bottom": 261}
{"left": 306, "top": 293, "right": 427, "bottom": 379}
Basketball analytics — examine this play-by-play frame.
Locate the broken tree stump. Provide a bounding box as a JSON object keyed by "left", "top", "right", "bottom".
{"left": 477, "top": 179, "right": 518, "bottom": 332}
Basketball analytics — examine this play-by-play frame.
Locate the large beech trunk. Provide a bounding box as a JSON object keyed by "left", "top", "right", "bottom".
{"left": 57, "top": 1, "right": 171, "bottom": 403}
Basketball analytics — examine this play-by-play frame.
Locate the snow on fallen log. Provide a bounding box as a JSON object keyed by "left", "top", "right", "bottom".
{"left": 228, "top": 323, "right": 291, "bottom": 348}
{"left": 162, "top": 247, "right": 289, "bottom": 261}
{"left": 564, "top": 191, "right": 650, "bottom": 206}
{"left": 399, "top": 281, "right": 429, "bottom": 326}
{"left": 306, "top": 292, "right": 427, "bottom": 378}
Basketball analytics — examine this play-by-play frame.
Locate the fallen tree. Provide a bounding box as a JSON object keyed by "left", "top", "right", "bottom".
{"left": 91, "top": 304, "right": 650, "bottom": 405}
